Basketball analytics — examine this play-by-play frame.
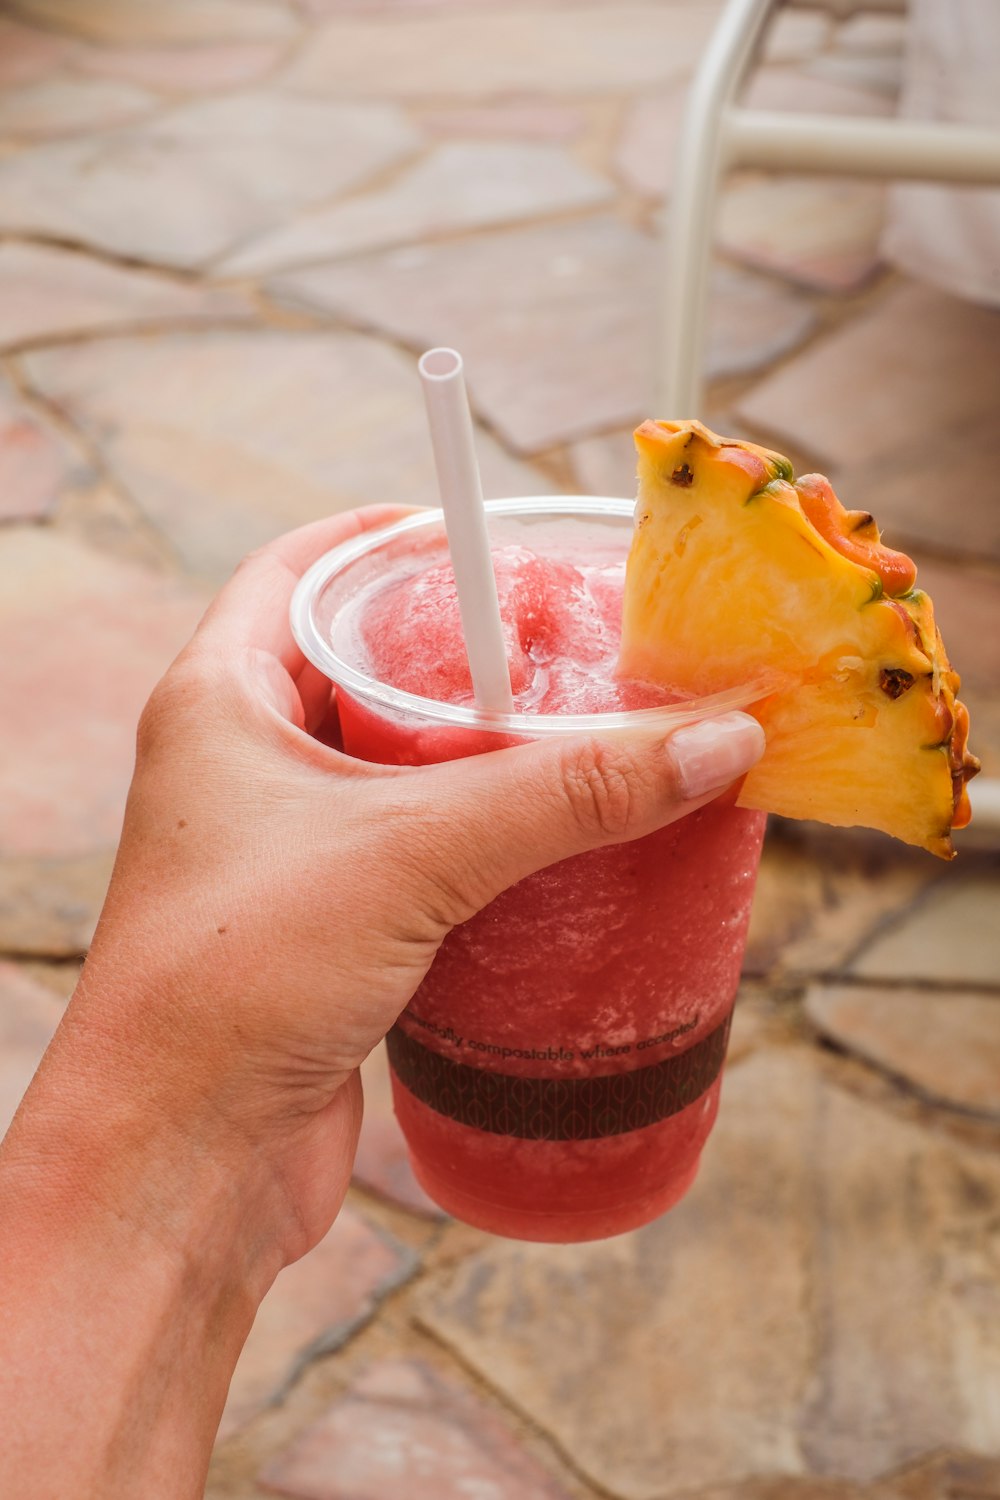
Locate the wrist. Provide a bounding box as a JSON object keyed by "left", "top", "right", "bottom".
{"left": 2, "top": 961, "right": 288, "bottom": 1304}
{"left": 0, "top": 1013, "right": 280, "bottom": 1499}
{"left": 63, "top": 908, "right": 366, "bottom": 1267}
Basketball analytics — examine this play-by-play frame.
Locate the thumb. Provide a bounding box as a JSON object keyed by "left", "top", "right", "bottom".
{"left": 410, "top": 711, "right": 766, "bottom": 918}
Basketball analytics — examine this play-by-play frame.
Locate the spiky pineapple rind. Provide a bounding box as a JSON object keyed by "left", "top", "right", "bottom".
{"left": 622, "top": 420, "right": 980, "bottom": 857}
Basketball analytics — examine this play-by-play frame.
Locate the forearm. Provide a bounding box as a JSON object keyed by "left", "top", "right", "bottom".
{"left": 0, "top": 993, "right": 280, "bottom": 1500}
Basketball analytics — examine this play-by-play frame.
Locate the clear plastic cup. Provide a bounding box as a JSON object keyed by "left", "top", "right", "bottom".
{"left": 292, "top": 499, "right": 766, "bottom": 1241}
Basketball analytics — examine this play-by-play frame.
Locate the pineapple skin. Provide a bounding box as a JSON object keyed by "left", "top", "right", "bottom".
{"left": 620, "top": 420, "right": 979, "bottom": 858}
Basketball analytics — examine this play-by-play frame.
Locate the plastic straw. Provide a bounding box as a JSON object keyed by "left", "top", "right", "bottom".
{"left": 418, "top": 348, "right": 514, "bottom": 714}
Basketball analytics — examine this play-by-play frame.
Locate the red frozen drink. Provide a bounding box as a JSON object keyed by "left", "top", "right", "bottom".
{"left": 292, "top": 500, "right": 765, "bottom": 1241}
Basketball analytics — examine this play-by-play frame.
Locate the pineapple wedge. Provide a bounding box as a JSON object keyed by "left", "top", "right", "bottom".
{"left": 620, "top": 420, "right": 979, "bottom": 858}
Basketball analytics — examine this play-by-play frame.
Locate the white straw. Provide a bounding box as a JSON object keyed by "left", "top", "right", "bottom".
{"left": 418, "top": 348, "right": 514, "bottom": 714}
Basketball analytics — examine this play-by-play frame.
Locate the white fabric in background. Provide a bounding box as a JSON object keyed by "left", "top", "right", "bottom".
{"left": 883, "top": 0, "right": 1000, "bottom": 307}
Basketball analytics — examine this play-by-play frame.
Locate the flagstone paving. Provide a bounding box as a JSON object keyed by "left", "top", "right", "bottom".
{"left": 744, "top": 64, "right": 896, "bottom": 117}
{"left": 0, "top": 94, "right": 420, "bottom": 268}
{"left": 3, "top": 0, "right": 299, "bottom": 46}
{"left": 805, "top": 985, "right": 1000, "bottom": 1120}
{"left": 221, "top": 140, "right": 614, "bottom": 275}
{"left": 0, "top": 851, "right": 117, "bottom": 958}
{"left": 69, "top": 39, "right": 288, "bottom": 93}
{"left": 0, "top": 76, "right": 157, "bottom": 138}
{"left": 807, "top": 50, "right": 903, "bottom": 98}
{"left": 0, "top": 242, "right": 251, "bottom": 347}
{"left": 736, "top": 282, "right": 1000, "bottom": 482}
{"left": 0, "top": 16, "right": 76, "bottom": 84}
{"left": 1, "top": 7, "right": 998, "bottom": 1500}
{"left": 0, "top": 526, "right": 207, "bottom": 858}
{"left": 23, "top": 327, "right": 554, "bottom": 578}
{"left": 717, "top": 177, "right": 886, "bottom": 295}
{"left": 258, "top": 1359, "right": 574, "bottom": 1499}
{"left": 281, "top": 6, "right": 723, "bottom": 100}
{"left": 741, "top": 827, "right": 934, "bottom": 982}
{"left": 0, "top": 370, "right": 83, "bottom": 521}
{"left": 271, "top": 217, "right": 816, "bottom": 453}
{"left": 814, "top": 404, "right": 1000, "bottom": 567}
{"left": 847, "top": 874, "right": 1000, "bottom": 990}
{"left": 418, "top": 99, "right": 586, "bottom": 142}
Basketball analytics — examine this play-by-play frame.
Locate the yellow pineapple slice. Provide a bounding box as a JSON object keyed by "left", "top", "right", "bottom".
{"left": 620, "top": 419, "right": 979, "bottom": 858}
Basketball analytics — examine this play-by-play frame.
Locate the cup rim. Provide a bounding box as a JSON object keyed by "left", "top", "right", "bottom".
{"left": 290, "top": 496, "right": 765, "bottom": 736}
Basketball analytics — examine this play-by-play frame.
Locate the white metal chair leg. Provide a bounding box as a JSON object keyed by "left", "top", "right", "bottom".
{"left": 658, "top": 1, "right": 1000, "bottom": 413}
{"left": 656, "top": 0, "right": 775, "bottom": 414}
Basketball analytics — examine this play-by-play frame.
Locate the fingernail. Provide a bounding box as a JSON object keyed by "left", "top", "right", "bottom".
{"left": 668, "top": 712, "right": 766, "bottom": 801}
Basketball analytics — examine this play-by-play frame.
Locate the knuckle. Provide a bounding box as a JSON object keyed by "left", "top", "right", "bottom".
{"left": 559, "top": 742, "right": 639, "bottom": 841}
{"left": 135, "top": 680, "right": 177, "bottom": 759}
{"left": 233, "top": 543, "right": 275, "bottom": 577}
{"left": 135, "top": 652, "right": 220, "bottom": 758}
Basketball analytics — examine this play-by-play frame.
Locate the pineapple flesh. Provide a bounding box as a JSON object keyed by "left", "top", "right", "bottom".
{"left": 620, "top": 420, "right": 979, "bottom": 858}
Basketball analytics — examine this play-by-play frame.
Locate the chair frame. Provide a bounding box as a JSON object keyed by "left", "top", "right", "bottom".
{"left": 658, "top": 0, "right": 1000, "bottom": 833}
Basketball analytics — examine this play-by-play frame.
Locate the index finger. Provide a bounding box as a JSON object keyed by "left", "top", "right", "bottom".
{"left": 195, "top": 506, "right": 418, "bottom": 672}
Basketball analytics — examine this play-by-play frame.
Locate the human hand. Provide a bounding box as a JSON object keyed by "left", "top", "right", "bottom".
{"left": 0, "top": 506, "right": 766, "bottom": 1498}
{"left": 54, "top": 508, "right": 766, "bottom": 1270}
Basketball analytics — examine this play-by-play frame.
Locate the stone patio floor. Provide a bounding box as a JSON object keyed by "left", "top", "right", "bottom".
{"left": 1, "top": 2, "right": 999, "bottom": 1497}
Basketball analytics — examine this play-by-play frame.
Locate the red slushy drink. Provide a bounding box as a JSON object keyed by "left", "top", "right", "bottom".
{"left": 292, "top": 501, "right": 765, "bottom": 1241}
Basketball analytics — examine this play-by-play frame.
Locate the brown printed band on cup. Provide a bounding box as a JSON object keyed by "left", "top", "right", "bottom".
{"left": 386, "top": 1010, "right": 732, "bottom": 1140}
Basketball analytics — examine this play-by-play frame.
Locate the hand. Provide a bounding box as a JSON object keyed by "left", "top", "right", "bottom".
{"left": 63, "top": 506, "right": 766, "bottom": 1267}
{"left": 0, "top": 507, "right": 764, "bottom": 1499}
